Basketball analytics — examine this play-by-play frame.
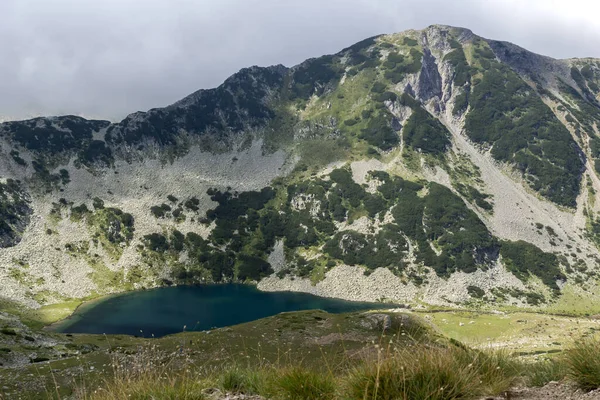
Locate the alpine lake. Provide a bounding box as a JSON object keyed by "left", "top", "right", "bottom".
{"left": 52, "top": 284, "right": 388, "bottom": 337}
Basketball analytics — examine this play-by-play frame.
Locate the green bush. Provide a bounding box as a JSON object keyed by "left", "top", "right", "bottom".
{"left": 359, "top": 111, "right": 399, "bottom": 151}
{"left": 465, "top": 63, "right": 582, "bottom": 206}
{"left": 374, "top": 91, "right": 398, "bottom": 103}
{"left": 292, "top": 55, "right": 343, "bottom": 99}
{"left": 150, "top": 205, "right": 166, "bottom": 218}
{"left": 79, "top": 139, "right": 113, "bottom": 166}
{"left": 371, "top": 82, "right": 387, "bottom": 93}
{"left": 467, "top": 285, "right": 485, "bottom": 298}
{"left": 444, "top": 48, "right": 471, "bottom": 86}
{"left": 71, "top": 203, "right": 90, "bottom": 221}
{"left": 237, "top": 255, "right": 273, "bottom": 281}
{"left": 144, "top": 233, "right": 169, "bottom": 252}
{"left": 455, "top": 183, "right": 493, "bottom": 211}
{"left": 92, "top": 197, "right": 104, "bottom": 210}
{"left": 5, "top": 116, "right": 109, "bottom": 156}
{"left": 9, "top": 150, "right": 27, "bottom": 166}
{"left": 403, "top": 107, "right": 450, "bottom": 155}
{"left": 500, "top": 240, "right": 564, "bottom": 292}
{"left": 184, "top": 197, "right": 200, "bottom": 211}
{"left": 415, "top": 183, "right": 497, "bottom": 276}
{"left": 403, "top": 37, "right": 418, "bottom": 46}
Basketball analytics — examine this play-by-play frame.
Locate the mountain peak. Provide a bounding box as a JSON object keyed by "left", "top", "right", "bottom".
{"left": 1, "top": 26, "right": 600, "bottom": 322}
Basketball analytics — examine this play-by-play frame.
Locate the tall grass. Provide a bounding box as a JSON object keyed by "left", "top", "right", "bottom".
{"left": 80, "top": 343, "right": 214, "bottom": 400}
{"left": 75, "top": 339, "right": 525, "bottom": 400}
{"left": 344, "top": 344, "right": 519, "bottom": 400}
{"left": 220, "top": 366, "right": 270, "bottom": 395}
{"left": 273, "top": 366, "right": 336, "bottom": 400}
{"left": 564, "top": 336, "right": 600, "bottom": 391}
{"left": 522, "top": 358, "right": 567, "bottom": 387}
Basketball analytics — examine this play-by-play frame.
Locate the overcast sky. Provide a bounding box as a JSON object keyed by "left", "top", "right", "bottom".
{"left": 1, "top": 0, "right": 599, "bottom": 122}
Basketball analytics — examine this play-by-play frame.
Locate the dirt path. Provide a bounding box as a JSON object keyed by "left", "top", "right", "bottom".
{"left": 485, "top": 382, "right": 600, "bottom": 400}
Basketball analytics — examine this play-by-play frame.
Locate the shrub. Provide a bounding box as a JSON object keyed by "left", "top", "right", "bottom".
{"left": 150, "top": 203, "right": 172, "bottom": 218}
{"left": 92, "top": 197, "right": 105, "bottom": 210}
{"left": 292, "top": 55, "right": 343, "bottom": 99}
{"left": 79, "top": 139, "right": 113, "bottom": 166}
{"left": 0, "top": 179, "right": 32, "bottom": 246}
{"left": 371, "top": 82, "right": 387, "bottom": 93}
{"left": 185, "top": 197, "right": 201, "bottom": 211}
{"left": 500, "top": 240, "right": 564, "bottom": 292}
{"left": 402, "top": 107, "right": 450, "bottom": 155}
{"left": 71, "top": 204, "right": 90, "bottom": 221}
{"left": 387, "top": 52, "right": 404, "bottom": 64}
{"left": 467, "top": 285, "right": 485, "bottom": 298}
{"left": 344, "top": 117, "right": 359, "bottom": 126}
{"left": 144, "top": 233, "right": 169, "bottom": 252}
{"left": 374, "top": 91, "right": 398, "bottom": 103}
{"left": 0, "top": 328, "right": 17, "bottom": 336}
{"left": 237, "top": 255, "right": 273, "bottom": 281}
{"left": 150, "top": 205, "right": 166, "bottom": 218}
{"left": 403, "top": 37, "right": 418, "bottom": 46}
{"left": 453, "top": 90, "right": 469, "bottom": 116}
{"left": 170, "top": 230, "right": 185, "bottom": 252}
{"left": 121, "top": 213, "right": 134, "bottom": 228}
{"left": 9, "top": 150, "right": 27, "bottom": 166}
{"left": 359, "top": 112, "right": 399, "bottom": 151}
{"left": 444, "top": 48, "right": 471, "bottom": 86}
{"left": 465, "top": 63, "right": 583, "bottom": 207}
{"left": 59, "top": 169, "right": 70, "bottom": 185}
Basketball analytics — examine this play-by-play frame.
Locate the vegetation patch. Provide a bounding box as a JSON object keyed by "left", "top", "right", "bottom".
{"left": 191, "top": 167, "right": 507, "bottom": 282}
{"left": 564, "top": 336, "right": 600, "bottom": 391}
{"left": 444, "top": 46, "right": 472, "bottom": 87}
{"left": 359, "top": 110, "right": 400, "bottom": 151}
{"left": 69, "top": 202, "right": 135, "bottom": 260}
{"left": 0, "top": 116, "right": 112, "bottom": 168}
{"left": 464, "top": 61, "right": 583, "bottom": 207}
{"left": 402, "top": 106, "right": 451, "bottom": 155}
{"left": 500, "top": 240, "right": 565, "bottom": 292}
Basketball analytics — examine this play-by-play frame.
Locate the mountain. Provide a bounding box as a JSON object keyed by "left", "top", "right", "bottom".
{"left": 1, "top": 24, "right": 600, "bottom": 318}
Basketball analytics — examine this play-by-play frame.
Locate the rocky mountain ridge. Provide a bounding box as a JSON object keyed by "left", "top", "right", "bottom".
{"left": 1, "top": 25, "right": 600, "bottom": 316}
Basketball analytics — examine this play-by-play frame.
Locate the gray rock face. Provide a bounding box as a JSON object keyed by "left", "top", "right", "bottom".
{"left": 418, "top": 48, "right": 442, "bottom": 101}
{"left": 391, "top": 117, "right": 402, "bottom": 131}
{"left": 367, "top": 313, "right": 393, "bottom": 332}
{"left": 0, "top": 181, "right": 32, "bottom": 248}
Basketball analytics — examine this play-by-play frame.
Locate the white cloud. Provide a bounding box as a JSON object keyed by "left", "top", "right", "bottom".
{"left": 0, "top": 0, "right": 598, "bottom": 121}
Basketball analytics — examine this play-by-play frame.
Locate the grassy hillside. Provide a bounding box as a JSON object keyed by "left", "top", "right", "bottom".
{"left": 2, "top": 309, "right": 600, "bottom": 399}
{"left": 1, "top": 26, "right": 600, "bottom": 374}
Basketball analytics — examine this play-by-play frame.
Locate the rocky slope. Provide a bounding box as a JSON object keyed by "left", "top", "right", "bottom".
{"left": 1, "top": 24, "right": 600, "bottom": 316}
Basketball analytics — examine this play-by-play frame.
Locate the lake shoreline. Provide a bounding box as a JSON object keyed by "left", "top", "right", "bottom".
{"left": 45, "top": 283, "right": 391, "bottom": 337}
{"left": 44, "top": 281, "right": 263, "bottom": 332}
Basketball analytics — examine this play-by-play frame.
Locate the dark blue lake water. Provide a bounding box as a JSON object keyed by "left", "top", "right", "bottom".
{"left": 55, "top": 284, "right": 386, "bottom": 337}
